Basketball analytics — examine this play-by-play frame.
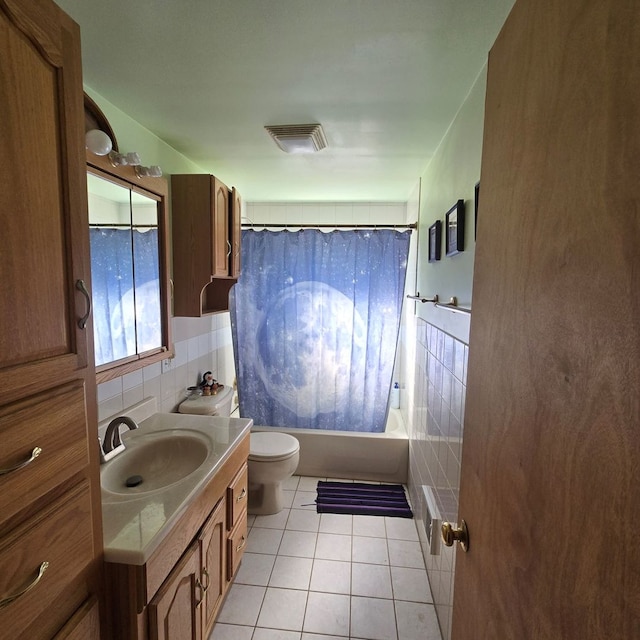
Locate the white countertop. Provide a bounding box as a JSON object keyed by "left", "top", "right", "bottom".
{"left": 101, "top": 412, "right": 252, "bottom": 565}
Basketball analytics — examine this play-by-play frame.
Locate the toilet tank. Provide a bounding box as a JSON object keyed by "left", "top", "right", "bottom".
{"left": 178, "top": 385, "right": 234, "bottom": 416}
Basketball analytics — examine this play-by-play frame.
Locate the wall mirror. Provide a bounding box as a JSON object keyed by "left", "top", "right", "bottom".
{"left": 87, "top": 152, "right": 172, "bottom": 382}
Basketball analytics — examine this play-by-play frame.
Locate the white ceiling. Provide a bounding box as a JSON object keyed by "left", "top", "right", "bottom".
{"left": 57, "top": 0, "right": 515, "bottom": 202}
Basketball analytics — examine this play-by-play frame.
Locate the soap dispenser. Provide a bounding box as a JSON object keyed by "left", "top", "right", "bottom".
{"left": 390, "top": 382, "right": 400, "bottom": 409}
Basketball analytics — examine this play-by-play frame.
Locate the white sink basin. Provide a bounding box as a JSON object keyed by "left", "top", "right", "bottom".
{"left": 101, "top": 429, "right": 212, "bottom": 495}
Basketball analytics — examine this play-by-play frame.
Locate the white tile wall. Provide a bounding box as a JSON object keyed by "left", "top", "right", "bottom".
{"left": 97, "top": 312, "right": 237, "bottom": 421}
{"left": 403, "top": 315, "right": 467, "bottom": 640}
{"left": 245, "top": 201, "right": 407, "bottom": 229}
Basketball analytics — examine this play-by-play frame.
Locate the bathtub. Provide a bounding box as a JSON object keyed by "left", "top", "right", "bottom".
{"left": 251, "top": 408, "right": 409, "bottom": 484}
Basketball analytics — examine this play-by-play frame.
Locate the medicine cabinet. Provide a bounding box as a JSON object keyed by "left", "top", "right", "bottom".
{"left": 87, "top": 153, "right": 173, "bottom": 382}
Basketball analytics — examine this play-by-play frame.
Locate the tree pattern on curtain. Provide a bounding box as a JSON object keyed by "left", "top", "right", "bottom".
{"left": 231, "top": 229, "right": 410, "bottom": 432}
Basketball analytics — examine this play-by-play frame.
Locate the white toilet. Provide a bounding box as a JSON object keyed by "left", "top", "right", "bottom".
{"left": 247, "top": 431, "right": 300, "bottom": 515}
{"left": 177, "top": 385, "right": 300, "bottom": 515}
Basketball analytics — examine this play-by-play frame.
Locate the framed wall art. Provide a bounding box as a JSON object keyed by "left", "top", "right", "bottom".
{"left": 445, "top": 199, "right": 465, "bottom": 257}
{"left": 428, "top": 220, "right": 442, "bottom": 262}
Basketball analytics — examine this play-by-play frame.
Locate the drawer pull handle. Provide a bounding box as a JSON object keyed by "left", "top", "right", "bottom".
{"left": 236, "top": 536, "right": 246, "bottom": 553}
{"left": 0, "top": 561, "right": 49, "bottom": 609}
{"left": 236, "top": 488, "right": 246, "bottom": 502}
{"left": 0, "top": 446, "right": 42, "bottom": 476}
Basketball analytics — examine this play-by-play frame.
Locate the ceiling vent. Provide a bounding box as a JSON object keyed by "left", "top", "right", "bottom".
{"left": 264, "top": 124, "right": 327, "bottom": 154}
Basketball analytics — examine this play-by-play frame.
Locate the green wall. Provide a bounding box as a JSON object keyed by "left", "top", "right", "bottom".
{"left": 416, "top": 66, "right": 487, "bottom": 343}
{"left": 85, "top": 87, "right": 204, "bottom": 176}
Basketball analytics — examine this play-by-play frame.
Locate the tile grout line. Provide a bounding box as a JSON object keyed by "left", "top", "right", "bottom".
{"left": 216, "top": 475, "right": 437, "bottom": 640}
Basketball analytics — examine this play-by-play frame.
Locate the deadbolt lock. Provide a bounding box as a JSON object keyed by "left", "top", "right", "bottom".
{"left": 441, "top": 520, "right": 469, "bottom": 553}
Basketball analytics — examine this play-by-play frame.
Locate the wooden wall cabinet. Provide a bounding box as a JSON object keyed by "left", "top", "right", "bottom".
{"left": 104, "top": 438, "right": 249, "bottom": 640}
{"left": 171, "top": 174, "right": 243, "bottom": 317}
{"left": 0, "top": 1, "right": 102, "bottom": 638}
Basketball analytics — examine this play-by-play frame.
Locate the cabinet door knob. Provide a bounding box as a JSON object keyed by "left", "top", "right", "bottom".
{"left": 236, "top": 487, "right": 247, "bottom": 502}
{"left": 236, "top": 536, "right": 246, "bottom": 553}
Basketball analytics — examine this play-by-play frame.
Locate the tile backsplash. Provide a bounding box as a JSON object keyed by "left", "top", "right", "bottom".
{"left": 97, "top": 313, "right": 237, "bottom": 422}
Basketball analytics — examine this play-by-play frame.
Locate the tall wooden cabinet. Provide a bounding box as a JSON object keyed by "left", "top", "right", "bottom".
{"left": 0, "top": 0, "right": 102, "bottom": 638}
{"left": 171, "top": 174, "right": 242, "bottom": 316}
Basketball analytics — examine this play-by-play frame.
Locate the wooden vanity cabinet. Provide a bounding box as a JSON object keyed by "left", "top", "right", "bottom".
{"left": 226, "top": 464, "right": 249, "bottom": 579}
{"left": 54, "top": 597, "right": 101, "bottom": 640}
{"left": 0, "top": 1, "right": 102, "bottom": 638}
{"left": 148, "top": 542, "right": 201, "bottom": 640}
{"left": 199, "top": 497, "right": 226, "bottom": 635}
{"left": 171, "top": 174, "right": 243, "bottom": 316}
{"left": 104, "top": 435, "right": 249, "bottom": 640}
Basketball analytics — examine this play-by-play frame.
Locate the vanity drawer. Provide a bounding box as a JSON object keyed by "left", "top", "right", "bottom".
{"left": 0, "top": 381, "right": 89, "bottom": 527}
{"left": 227, "top": 510, "right": 247, "bottom": 581}
{"left": 226, "top": 463, "right": 248, "bottom": 530}
{"left": 0, "top": 482, "right": 94, "bottom": 638}
{"left": 53, "top": 596, "right": 100, "bottom": 639}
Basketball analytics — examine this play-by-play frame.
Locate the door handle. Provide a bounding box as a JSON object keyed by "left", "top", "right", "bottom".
{"left": 441, "top": 520, "right": 469, "bottom": 552}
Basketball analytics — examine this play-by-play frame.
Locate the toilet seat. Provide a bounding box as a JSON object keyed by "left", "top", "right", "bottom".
{"left": 249, "top": 432, "right": 300, "bottom": 462}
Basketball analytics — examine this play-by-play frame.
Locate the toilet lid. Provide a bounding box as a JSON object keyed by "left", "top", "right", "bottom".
{"left": 249, "top": 432, "right": 300, "bottom": 461}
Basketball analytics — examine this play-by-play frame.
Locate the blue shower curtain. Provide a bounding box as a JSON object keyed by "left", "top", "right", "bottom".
{"left": 230, "top": 229, "right": 410, "bottom": 432}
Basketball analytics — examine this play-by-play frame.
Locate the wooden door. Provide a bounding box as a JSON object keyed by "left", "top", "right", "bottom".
{"left": 212, "top": 177, "right": 230, "bottom": 278}
{"left": 453, "top": 1, "right": 640, "bottom": 638}
{"left": 199, "top": 498, "right": 226, "bottom": 638}
{"left": 149, "top": 542, "right": 202, "bottom": 640}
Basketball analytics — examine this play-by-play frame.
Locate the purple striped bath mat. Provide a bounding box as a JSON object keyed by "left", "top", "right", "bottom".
{"left": 315, "top": 481, "right": 413, "bottom": 518}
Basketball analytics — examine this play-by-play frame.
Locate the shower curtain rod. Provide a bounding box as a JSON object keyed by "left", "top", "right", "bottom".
{"left": 241, "top": 222, "right": 416, "bottom": 230}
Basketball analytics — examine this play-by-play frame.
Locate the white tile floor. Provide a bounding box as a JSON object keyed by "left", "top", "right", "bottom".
{"left": 210, "top": 476, "right": 442, "bottom": 640}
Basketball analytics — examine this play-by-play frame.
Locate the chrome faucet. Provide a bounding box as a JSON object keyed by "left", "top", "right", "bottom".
{"left": 103, "top": 416, "right": 139, "bottom": 454}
